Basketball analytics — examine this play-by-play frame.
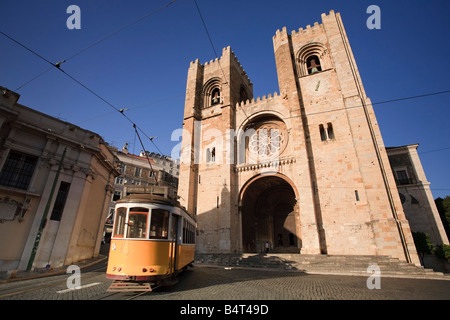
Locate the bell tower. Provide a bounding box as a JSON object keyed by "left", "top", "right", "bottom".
{"left": 272, "top": 10, "right": 419, "bottom": 263}
{"left": 179, "top": 11, "right": 420, "bottom": 265}
{"left": 178, "top": 46, "right": 253, "bottom": 253}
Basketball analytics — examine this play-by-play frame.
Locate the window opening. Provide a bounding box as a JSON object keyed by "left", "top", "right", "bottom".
{"left": 149, "top": 208, "right": 170, "bottom": 239}
{"left": 0, "top": 150, "right": 38, "bottom": 190}
{"left": 127, "top": 207, "right": 149, "bottom": 239}
{"left": 327, "top": 123, "right": 335, "bottom": 140}
{"left": 395, "top": 170, "right": 411, "bottom": 185}
{"left": 113, "top": 207, "right": 127, "bottom": 238}
{"left": 211, "top": 88, "right": 221, "bottom": 105}
{"left": 112, "top": 191, "right": 121, "bottom": 201}
{"left": 319, "top": 125, "right": 327, "bottom": 141}
{"left": 183, "top": 219, "right": 195, "bottom": 244}
{"left": 134, "top": 167, "right": 141, "bottom": 177}
{"left": 307, "top": 55, "right": 322, "bottom": 74}
{"left": 50, "top": 182, "right": 71, "bottom": 221}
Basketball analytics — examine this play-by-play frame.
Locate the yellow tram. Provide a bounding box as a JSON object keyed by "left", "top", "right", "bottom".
{"left": 106, "top": 186, "right": 195, "bottom": 291}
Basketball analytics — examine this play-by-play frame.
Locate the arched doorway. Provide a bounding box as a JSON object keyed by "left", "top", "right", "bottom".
{"left": 240, "top": 175, "right": 300, "bottom": 253}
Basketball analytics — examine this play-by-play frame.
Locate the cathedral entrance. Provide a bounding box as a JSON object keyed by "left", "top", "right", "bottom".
{"left": 240, "top": 175, "right": 300, "bottom": 253}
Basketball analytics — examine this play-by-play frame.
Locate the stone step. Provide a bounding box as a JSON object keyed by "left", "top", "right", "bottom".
{"left": 194, "top": 253, "right": 448, "bottom": 278}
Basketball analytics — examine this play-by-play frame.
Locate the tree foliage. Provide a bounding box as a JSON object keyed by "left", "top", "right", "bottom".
{"left": 435, "top": 196, "right": 450, "bottom": 239}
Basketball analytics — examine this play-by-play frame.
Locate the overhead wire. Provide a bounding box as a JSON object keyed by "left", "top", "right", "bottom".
{"left": 0, "top": 29, "right": 165, "bottom": 162}
{"left": 193, "top": 0, "right": 253, "bottom": 126}
{"left": 3, "top": 0, "right": 450, "bottom": 160}
{"left": 13, "top": 0, "right": 179, "bottom": 91}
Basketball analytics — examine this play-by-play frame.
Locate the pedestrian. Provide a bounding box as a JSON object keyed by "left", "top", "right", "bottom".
{"left": 265, "top": 241, "right": 269, "bottom": 253}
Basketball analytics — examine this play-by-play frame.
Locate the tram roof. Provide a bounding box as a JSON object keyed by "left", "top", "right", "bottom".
{"left": 116, "top": 193, "right": 180, "bottom": 207}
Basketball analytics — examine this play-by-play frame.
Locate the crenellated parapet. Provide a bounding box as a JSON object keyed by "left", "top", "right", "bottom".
{"left": 235, "top": 91, "right": 280, "bottom": 109}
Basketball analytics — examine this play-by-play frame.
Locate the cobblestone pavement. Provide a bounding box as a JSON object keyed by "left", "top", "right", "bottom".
{"left": 3, "top": 263, "right": 448, "bottom": 301}
{"left": 139, "top": 265, "right": 450, "bottom": 300}
{"left": 1, "top": 243, "right": 449, "bottom": 303}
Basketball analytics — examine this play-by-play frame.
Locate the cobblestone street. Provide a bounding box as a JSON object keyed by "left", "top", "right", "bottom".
{"left": 1, "top": 259, "right": 449, "bottom": 301}
{"left": 1, "top": 252, "right": 449, "bottom": 318}
{"left": 139, "top": 265, "right": 450, "bottom": 300}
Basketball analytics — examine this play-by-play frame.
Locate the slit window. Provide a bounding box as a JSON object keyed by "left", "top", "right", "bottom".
{"left": 319, "top": 124, "right": 327, "bottom": 141}
{"left": 327, "top": 123, "right": 335, "bottom": 140}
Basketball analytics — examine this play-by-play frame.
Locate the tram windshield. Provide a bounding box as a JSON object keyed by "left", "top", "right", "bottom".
{"left": 112, "top": 207, "right": 171, "bottom": 240}
{"left": 128, "top": 207, "right": 149, "bottom": 239}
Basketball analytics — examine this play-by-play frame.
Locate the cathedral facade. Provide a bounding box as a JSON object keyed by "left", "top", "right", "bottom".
{"left": 178, "top": 10, "right": 421, "bottom": 265}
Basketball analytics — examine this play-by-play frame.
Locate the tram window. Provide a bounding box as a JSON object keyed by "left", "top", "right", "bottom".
{"left": 150, "top": 209, "right": 170, "bottom": 239}
{"left": 183, "top": 219, "right": 195, "bottom": 244}
{"left": 113, "top": 207, "right": 127, "bottom": 238}
{"left": 127, "top": 207, "right": 149, "bottom": 239}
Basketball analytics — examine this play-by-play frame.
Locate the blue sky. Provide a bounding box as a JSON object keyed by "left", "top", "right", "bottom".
{"left": 1, "top": 0, "right": 449, "bottom": 198}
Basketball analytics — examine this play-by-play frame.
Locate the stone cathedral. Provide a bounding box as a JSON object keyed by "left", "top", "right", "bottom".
{"left": 178, "top": 10, "right": 421, "bottom": 265}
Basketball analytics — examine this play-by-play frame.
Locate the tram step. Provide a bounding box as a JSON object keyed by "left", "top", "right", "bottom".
{"left": 107, "top": 281, "right": 152, "bottom": 292}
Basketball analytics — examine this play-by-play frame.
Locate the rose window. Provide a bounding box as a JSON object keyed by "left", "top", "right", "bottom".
{"left": 249, "top": 127, "right": 284, "bottom": 158}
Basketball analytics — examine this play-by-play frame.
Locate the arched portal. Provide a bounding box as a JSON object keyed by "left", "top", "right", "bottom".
{"left": 240, "top": 175, "right": 300, "bottom": 253}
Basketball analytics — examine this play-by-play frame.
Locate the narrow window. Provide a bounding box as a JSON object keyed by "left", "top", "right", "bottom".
{"left": 355, "top": 190, "right": 360, "bottom": 201}
{"left": 327, "top": 123, "right": 335, "bottom": 140}
{"left": 134, "top": 167, "right": 141, "bottom": 177}
{"left": 50, "top": 182, "right": 71, "bottom": 221}
{"left": 0, "top": 150, "right": 38, "bottom": 190}
{"left": 113, "top": 208, "right": 127, "bottom": 238}
{"left": 306, "top": 55, "right": 322, "bottom": 74}
{"left": 319, "top": 124, "right": 327, "bottom": 141}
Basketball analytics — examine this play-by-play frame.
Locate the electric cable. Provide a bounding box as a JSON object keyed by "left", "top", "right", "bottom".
{"left": 12, "top": 0, "right": 179, "bottom": 91}
{"left": 0, "top": 29, "right": 165, "bottom": 158}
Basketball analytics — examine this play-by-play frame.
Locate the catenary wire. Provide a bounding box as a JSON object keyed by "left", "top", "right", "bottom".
{"left": 0, "top": 29, "right": 165, "bottom": 157}
{"left": 2, "top": 25, "right": 450, "bottom": 157}
{"left": 12, "top": 0, "right": 179, "bottom": 91}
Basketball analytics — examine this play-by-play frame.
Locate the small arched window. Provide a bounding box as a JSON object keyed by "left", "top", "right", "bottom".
{"left": 306, "top": 55, "right": 322, "bottom": 74}
{"left": 202, "top": 77, "right": 222, "bottom": 108}
{"left": 296, "top": 42, "right": 329, "bottom": 77}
